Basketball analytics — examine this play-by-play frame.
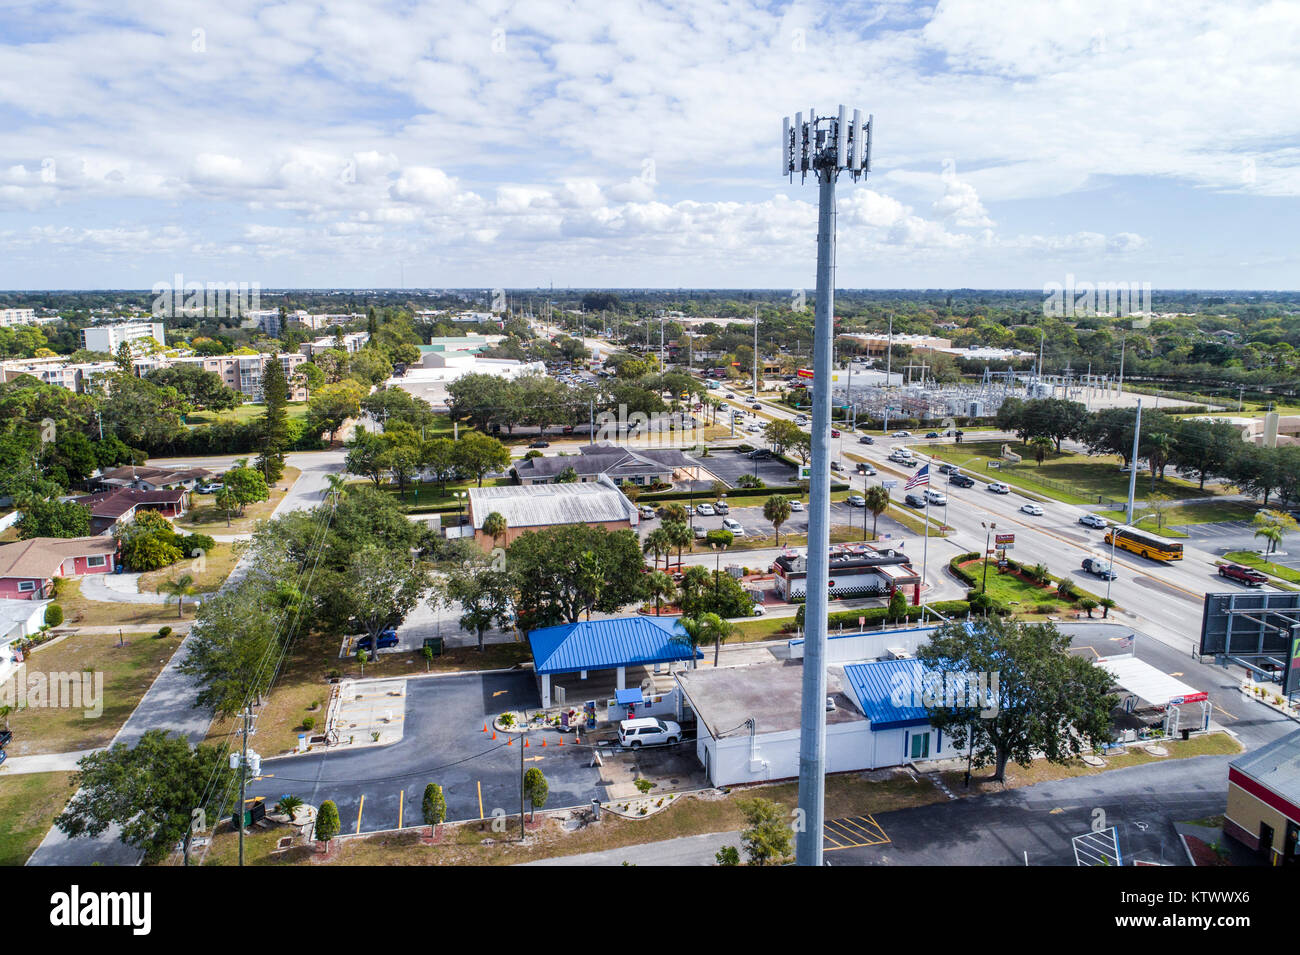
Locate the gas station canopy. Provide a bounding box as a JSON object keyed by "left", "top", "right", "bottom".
{"left": 1097, "top": 655, "right": 1208, "bottom": 707}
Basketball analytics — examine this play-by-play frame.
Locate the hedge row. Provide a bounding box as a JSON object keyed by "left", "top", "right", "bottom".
{"left": 794, "top": 598, "right": 973, "bottom": 630}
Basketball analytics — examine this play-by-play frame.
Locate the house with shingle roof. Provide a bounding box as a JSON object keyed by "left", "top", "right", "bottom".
{"left": 0, "top": 536, "right": 118, "bottom": 600}
{"left": 512, "top": 442, "right": 696, "bottom": 487}
{"left": 70, "top": 487, "right": 189, "bottom": 536}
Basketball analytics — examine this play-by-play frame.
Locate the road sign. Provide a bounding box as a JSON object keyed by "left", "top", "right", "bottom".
{"left": 882, "top": 480, "right": 898, "bottom": 489}
{"left": 995, "top": 533, "right": 1015, "bottom": 545}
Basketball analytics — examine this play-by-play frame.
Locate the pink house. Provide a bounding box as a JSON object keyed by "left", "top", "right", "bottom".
{"left": 0, "top": 537, "right": 119, "bottom": 600}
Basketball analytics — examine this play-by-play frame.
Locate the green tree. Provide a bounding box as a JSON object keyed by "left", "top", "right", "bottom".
{"left": 348, "top": 543, "right": 431, "bottom": 647}
{"left": 507, "top": 525, "right": 645, "bottom": 627}
{"left": 482, "top": 511, "right": 509, "bottom": 548}
{"left": 16, "top": 498, "right": 91, "bottom": 539}
{"left": 642, "top": 527, "right": 672, "bottom": 573}
{"left": 738, "top": 797, "right": 792, "bottom": 866}
{"left": 523, "top": 767, "right": 549, "bottom": 821}
{"left": 663, "top": 518, "right": 693, "bottom": 570}
{"left": 715, "top": 845, "right": 740, "bottom": 866}
{"left": 917, "top": 617, "right": 1116, "bottom": 781}
{"left": 681, "top": 611, "right": 739, "bottom": 669}
{"left": 422, "top": 783, "right": 447, "bottom": 827}
{"left": 256, "top": 353, "right": 289, "bottom": 484}
{"left": 306, "top": 379, "right": 365, "bottom": 443}
{"left": 453, "top": 431, "right": 511, "bottom": 487}
{"left": 55, "top": 730, "right": 234, "bottom": 864}
{"left": 157, "top": 573, "right": 197, "bottom": 619}
{"left": 763, "top": 494, "right": 792, "bottom": 546}
{"left": 315, "top": 800, "right": 341, "bottom": 842}
{"left": 1027, "top": 435, "right": 1053, "bottom": 466}
{"left": 445, "top": 562, "right": 514, "bottom": 652}
{"left": 643, "top": 570, "right": 675, "bottom": 616}
{"left": 1252, "top": 508, "right": 1297, "bottom": 556}
{"left": 864, "top": 485, "right": 891, "bottom": 540}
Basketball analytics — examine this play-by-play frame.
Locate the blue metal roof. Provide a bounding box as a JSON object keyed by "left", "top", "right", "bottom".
{"left": 527, "top": 616, "right": 699, "bottom": 675}
{"left": 844, "top": 658, "right": 935, "bottom": 731}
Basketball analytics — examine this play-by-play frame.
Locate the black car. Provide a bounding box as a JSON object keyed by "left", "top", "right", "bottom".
{"left": 949, "top": 473, "right": 975, "bottom": 488}
{"left": 528, "top": 440, "right": 550, "bottom": 449}
{"left": 0, "top": 729, "right": 11, "bottom": 748}
{"left": 936, "top": 463, "right": 955, "bottom": 475}
{"left": 904, "top": 493, "right": 926, "bottom": 508}
{"left": 748, "top": 448, "right": 772, "bottom": 459}
{"left": 858, "top": 435, "right": 874, "bottom": 445}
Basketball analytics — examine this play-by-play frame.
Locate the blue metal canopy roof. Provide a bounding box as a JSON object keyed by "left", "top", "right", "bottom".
{"left": 844, "top": 658, "right": 935, "bottom": 731}
{"left": 528, "top": 616, "right": 698, "bottom": 676}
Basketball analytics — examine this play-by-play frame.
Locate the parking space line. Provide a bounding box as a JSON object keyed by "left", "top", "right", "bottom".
{"left": 823, "top": 814, "right": 890, "bottom": 851}
{"left": 478, "top": 780, "right": 484, "bottom": 820}
{"left": 398, "top": 789, "right": 404, "bottom": 829}
{"left": 356, "top": 794, "right": 365, "bottom": 834}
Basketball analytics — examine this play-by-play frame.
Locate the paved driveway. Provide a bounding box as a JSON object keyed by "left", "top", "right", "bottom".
{"left": 247, "top": 671, "right": 608, "bottom": 832}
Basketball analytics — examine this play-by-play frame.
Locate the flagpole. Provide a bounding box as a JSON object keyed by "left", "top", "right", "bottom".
{"left": 921, "top": 472, "right": 930, "bottom": 609}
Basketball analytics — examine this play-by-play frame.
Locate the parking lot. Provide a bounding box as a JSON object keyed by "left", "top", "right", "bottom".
{"left": 691, "top": 445, "right": 797, "bottom": 491}
{"left": 248, "top": 671, "right": 609, "bottom": 831}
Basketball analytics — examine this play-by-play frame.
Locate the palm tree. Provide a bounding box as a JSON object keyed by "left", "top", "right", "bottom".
{"left": 763, "top": 494, "right": 792, "bottom": 546}
{"left": 157, "top": 573, "right": 197, "bottom": 619}
{"left": 482, "top": 511, "right": 508, "bottom": 549}
{"left": 1098, "top": 597, "right": 1116, "bottom": 619}
{"left": 324, "top": 472, "right": 348, "bottom": 505}
{"left": 680, "top": 612, "right": 739, "bottom": 669}
{"left": 864, "top": 485, "right": 891, "bottom": 541}
{"left": 1253, "top": 509, "right": 1297, "bottom": 556}
{"left": 643, "top": 570, "right": 675, "bottom": 615}
{"left": 275, "top": 794, "right": 305, "bottom": 821}
{"left": 659, "top": 502, "right": 689, "bottom": 525}
{"left": 642, "top": 528, "right": 671, "bottom": 572}
{"left": 664, "top": 519, "right": 693, "bottom": 571}
{"left": 1144, "top": 431, "right": 1174, "bottom": 490}
{"left": 1028, "top": 435, "right": 1053, "bottom": 466}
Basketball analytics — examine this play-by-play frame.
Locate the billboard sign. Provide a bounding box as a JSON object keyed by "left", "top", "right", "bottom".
{"left": 995, "top": 533, "right": 1016, "bottom": 546}
{"left": 1199, "top": 591, "right": 1300, "bottom": 659}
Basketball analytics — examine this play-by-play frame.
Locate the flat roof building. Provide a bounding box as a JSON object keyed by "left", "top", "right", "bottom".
{"left": 465, "top": 475, "right": 639, "bottom": 549}
{"left": 1224, "top": 728, "right": 1300, "bottom": 865}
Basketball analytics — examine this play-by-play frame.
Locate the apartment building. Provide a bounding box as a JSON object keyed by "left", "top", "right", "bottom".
{"left": 0, "top": 308, "right": 39, "bottom": 328}
{"left": 299, "top": 331, "right": 370, "bottom": 356}
{"left": 174, "top": 352, "right": 309, "bottom": 401}
{"left": 82, "top": 321, "right": 166, "bottom": 354}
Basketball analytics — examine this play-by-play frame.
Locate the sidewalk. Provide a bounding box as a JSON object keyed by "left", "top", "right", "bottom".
{"left": 520, "top": 829, "right": 741, "bottom": 866}
{"left": 0, "top": 749, "right": 99, "bottom": 775}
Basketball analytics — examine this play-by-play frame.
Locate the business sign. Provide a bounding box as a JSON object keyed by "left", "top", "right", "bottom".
{"left": 995, "top": 533, "right": 1016, "bottom": 546}
{"left": 881, "top": 480, "right": 898, "bottom": 489}
{"left": 797, "top": 368, "right": 814, "bottom": 379}
{"left": 1288, "top": 635, "right": 1300, "bottom": 697}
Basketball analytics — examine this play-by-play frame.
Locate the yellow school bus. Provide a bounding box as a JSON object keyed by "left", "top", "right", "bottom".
{"left": 1105, "top": 527, "right": 1183, "bottom": 561}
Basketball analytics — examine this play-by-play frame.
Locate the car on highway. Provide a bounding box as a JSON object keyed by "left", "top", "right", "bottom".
{"left": 904, "top": 493, "right": 926, "bottom": 508}
{"left": 790, "top": 500, "right": 804, "bottom": 511}
{"left": 721, "top": 517, "right": 745, "bottom": 536}
{"left": 795, "top": 415, "right": 809, "bottom": 425}
{"left": 987, "top": 482, "right": 1010, "bottom": 494}
{"left": 1081, "top": 557, "right": 1117, "bottom": 580}
{"left": 858, "top": 435, "right": 874, "bottom": 445}
{"left": 830, "top": 461, "right": 844, "bottom": 472}
{"left": 949, "top": 473, "right": 975, "bottom": 488}
{"left": 528, "top": 440, "right": 550, "bottom": 448}
{"left": 856, "top": 462, "right": 877, "bottom": 476}
{"left": 1219, "top": 563, "right": 1268, "bottom": 586}
{"left": 695, "top": 503, "right": 716, "bottom": 516}
{"left": 748, "top": 603, "right": 766, "bottom": 616}
{"left": 925, "top": 489, "right": 947, "bottom": 506}
{"left": 1078, "top": 514, "right": 1108, "bottom": 529}
{"left": 925, "top": 431, "right": 940, "bottom": 439}
{"left": 888, "top": 449, "right": 915, "bottom": 463}
{"left": 746, "top": 423, "right": 763, "bottom": 433}
{"left": 831, "top": 429, "right": 841, "bottom": 438}
{"left": 846, "top": 494, "right": 866, "bottom": 507}
{"left": 891, "top": 430, "right": 912, "bottom": 437}
{"left": 1020, "top": 503, "right": 1044, "bottom": 516}
{"left": 936, "top": 463, "right": 956, "bottom": 474}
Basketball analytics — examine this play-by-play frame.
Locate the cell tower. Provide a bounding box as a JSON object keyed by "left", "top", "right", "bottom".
{"left": 782, "top": 105, "right": 872, "bottom": 867}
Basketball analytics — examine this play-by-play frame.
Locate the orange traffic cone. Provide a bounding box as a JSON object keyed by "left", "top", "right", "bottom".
{"left": 524, "top": 739, "right": 530, "bottom": 748}
{"left": 556, "top": 737, "right": 564, "bottom": 747}
{"left": 541, "top": 739, "right": 547, "bottom": 747}
{"left": 506, "top": 737, "right": 513, "bottom": 746}
{"left": 482, "top": 723, "right": 488, "bottom": 732}
{"left": 492, "top": 732, "right": 497, "bottom": 740}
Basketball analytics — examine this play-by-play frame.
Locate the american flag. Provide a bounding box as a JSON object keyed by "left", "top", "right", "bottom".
{"left": 905, "top": 464, "right": 930, "bottom": 490}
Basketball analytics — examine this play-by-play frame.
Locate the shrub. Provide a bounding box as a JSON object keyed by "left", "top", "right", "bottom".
{"left": 44, "top": 603, "right": 63, "bottom": 628}
{"left": 1034, "top": 602, "right": 1057, "bottom": 615}
{"left": 1056, "top": 578, "right": 1077, "bottom": 599}
{"left": 499, "top": 712, "right": 515, "bottom": 728}
{"left": 635, "top": 778, "right": 655, "bottom": 794}
{"left": 156, "top": 625, "right": 172, "bottom": 639}
{"left": 422, "top": 783, "right": 447, "bottom": 826}
{"left": 302, "top": 716, "right": 315, "bottom": 731}
{"left": 315, "top": 800, "right": 341, "bottom": 841}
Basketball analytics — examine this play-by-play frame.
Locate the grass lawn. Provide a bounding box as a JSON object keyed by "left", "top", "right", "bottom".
{"left": 938, "top": 732, "right": 1241, "bottom": 796}
{"left": 1, "top": 630, "right": 183, "bottom": 755}
{"left": 919, "top": 440, "right": 1215, "bottom": 507}
{"left": 1098, "top": 499, "right": 1259, "bottom": 535}
{"left": 1224, "top": 550, "right": 1300, "bottom": 584}
{"left": 961, "top": 559, "right": 1075, "bottom": 612}
{"left": 196, "top": 768, "right": 945, "bottom": 866}
{"left": 729, "top": 617, "right": 791, "bottom": 642}
{"left": 137, "top": 541, "right": 243, "bottom": 600}
{"left": 366, "top": 477, "right": 512, "bottom": 511}
{"left": 0, "top": 772, "right": 77, "bottom": 866}
{"left": 176, "top": 466, "right": 301, "bottom": 534}
{"left": 203, "top": 631, "right": 534, "bottom": 756}
{"left": 184, "top": 402, "right": 309, "bottom": 427}
{"left": 55, "top": 578, "right": 197, "bottom": 629}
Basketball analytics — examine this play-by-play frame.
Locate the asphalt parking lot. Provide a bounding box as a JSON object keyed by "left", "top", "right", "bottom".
{"left": 247, "top": 671, "right": 608, "bottom": 832}
{"left": 693, "top": 446, "right": 797, "bottom": 490}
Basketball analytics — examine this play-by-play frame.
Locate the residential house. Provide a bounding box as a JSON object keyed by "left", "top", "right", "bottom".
{"left": 0, "top": 536, "right": 118, "bottom": 600}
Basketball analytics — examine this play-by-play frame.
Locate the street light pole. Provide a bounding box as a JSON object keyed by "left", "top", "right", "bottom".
{"left": 981, "top": 521, "right": 996, "bottom": 592}
{"left": 784, "top": 105, "right": 871, "bottom": 868}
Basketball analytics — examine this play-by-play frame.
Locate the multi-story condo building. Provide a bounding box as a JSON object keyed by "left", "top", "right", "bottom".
{"left": 299, "top": 332, "right": 370, "bottom": 356}
{"left": 0, "top": 308, "right": 39, "bottom": 327}
{"left": 82, "top": 321, "right": 166, "bottom": 354}
{"left": 173, "top": 352, "right": 309, "bottom": 401}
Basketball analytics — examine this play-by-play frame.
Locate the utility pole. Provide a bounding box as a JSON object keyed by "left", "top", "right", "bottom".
{"left": 752, "top": 305, "right": 759, "bottom": 398}
{"left": 1126, "top": 399, "right": 1142, "bottom": 524}
{"left": 238, "top": 707, "right": 249, "bottom": 867}
{"left": 783, "top": 105, "right": 871, "bottom": 868}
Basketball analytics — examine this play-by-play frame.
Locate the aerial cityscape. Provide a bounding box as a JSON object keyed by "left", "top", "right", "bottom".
{"left": 2, "top": 0, "right": 1295, "bottom": 936}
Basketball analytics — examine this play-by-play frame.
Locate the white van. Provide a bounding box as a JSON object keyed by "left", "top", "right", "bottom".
{"left": 618, "top": 717, "right": 682, "bottom": 748}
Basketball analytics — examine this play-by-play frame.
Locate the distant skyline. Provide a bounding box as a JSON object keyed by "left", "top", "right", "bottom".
{"left": 2, "top": 1, "right": 1298, "bottom": 290}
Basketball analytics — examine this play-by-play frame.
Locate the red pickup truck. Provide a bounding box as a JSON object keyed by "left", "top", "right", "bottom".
{"left": 1218, "top": 563, "right": 1268, "bottom": 586}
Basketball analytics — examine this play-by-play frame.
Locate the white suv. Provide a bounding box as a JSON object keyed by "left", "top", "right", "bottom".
{"left": 618, "top": 718, "right": 682, "bottom": 748}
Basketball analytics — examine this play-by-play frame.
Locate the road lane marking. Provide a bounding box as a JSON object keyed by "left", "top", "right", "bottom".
{"left": 492, "top": 690, "right": 508, "bottom": 697}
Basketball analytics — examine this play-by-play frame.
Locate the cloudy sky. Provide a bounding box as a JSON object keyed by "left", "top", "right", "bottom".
{"left": 1, "top": 0, "right": 1298, "bottom": 290}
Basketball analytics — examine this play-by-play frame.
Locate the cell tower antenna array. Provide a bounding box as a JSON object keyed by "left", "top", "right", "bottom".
{"left": 782, "top": 105, "right": 872, "bottom": 868}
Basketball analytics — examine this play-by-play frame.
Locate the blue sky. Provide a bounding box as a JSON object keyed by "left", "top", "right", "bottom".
{"left": 0, "top": 0, "right": 1297, "bottom": 290}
